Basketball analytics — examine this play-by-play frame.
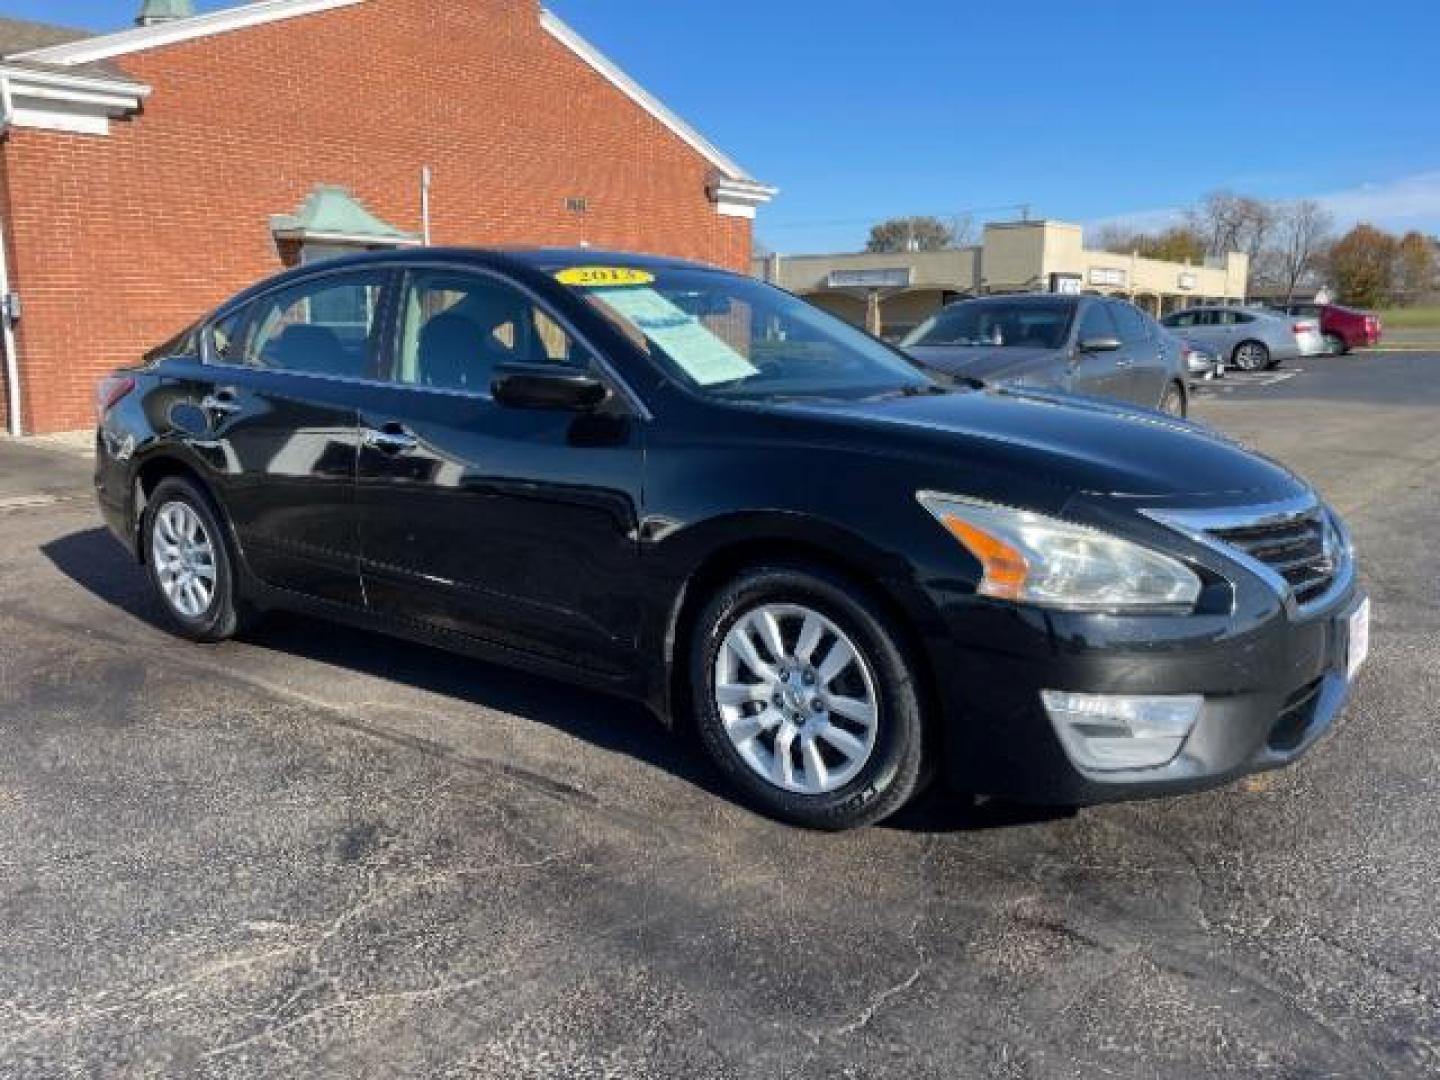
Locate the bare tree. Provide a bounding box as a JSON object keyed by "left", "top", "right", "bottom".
{"left": 1263, "top": 199, "right": 1335, "bottom": 301}
{"left": 1186, "top": 190, "right": 1274, "bottom": 260}
{"left": 948, "top": 212, "right": 976, "bottom": 249}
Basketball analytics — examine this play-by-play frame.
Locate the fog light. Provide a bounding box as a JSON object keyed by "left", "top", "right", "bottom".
{"left": 1041, "top": 691, "right": 1203, "bottom": 772}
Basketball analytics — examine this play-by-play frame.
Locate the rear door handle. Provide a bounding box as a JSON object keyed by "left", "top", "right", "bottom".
{"left": 200, "top": 387, "right": 241, "bottom": 414}
{"left": 362, "top": 425, "right": 418, "bottom": 454}
{"left": 1114, "top": 358, "right": 1135, "bottom": 369}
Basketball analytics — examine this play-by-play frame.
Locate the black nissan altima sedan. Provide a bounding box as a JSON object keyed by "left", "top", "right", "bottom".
{"left": 94, "top": 248, "right": 1369, "bottom": 830}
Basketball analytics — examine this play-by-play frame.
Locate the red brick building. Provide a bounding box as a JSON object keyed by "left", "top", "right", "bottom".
{"left": 0, "top": 0, "right": 775, "bottom": 434}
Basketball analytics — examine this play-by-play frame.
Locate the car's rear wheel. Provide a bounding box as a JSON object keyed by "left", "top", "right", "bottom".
{"left": 1233, "top": 340, "right": 1270, "bottom": 372}
{"left": 143, "top": 477, "right": 244, "bottom": 642}
{"left": 689, "top": 565, "right": 929, "bottom": 830}
{"left": 1159, "top": 381, "right": 1187, "bottom": 418}
{"left": 1324, "top": 332, "right": 1348, "bottom": 356}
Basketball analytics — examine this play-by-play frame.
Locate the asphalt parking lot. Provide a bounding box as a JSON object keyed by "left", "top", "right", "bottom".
{"left": 2, "top": 352, "right": 1438, "bottom": 1078}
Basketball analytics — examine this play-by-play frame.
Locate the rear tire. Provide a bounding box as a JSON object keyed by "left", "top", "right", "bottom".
{"left": 142, "top": 477, "right": 245, "bottom": 643}
{"left": 1232, "top": 340, "right": 1270, "bottom": 372}
{"left": 689, "top": 565, "right": 929, "bottom": 830}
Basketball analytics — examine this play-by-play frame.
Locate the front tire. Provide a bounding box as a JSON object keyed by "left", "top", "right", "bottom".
{"left": 1232, "top": 340, "right": 1270, "bottom": 372}
{"left": 689, "top": 565, "right": 929, "bottom": 830}
{"left": 1324, "top": 332, "right": 1348, "bottom": 356}
{"left": 1159, "top": 381, "right": 1187, "bottom": 418}
{"left": 143, "top": 477, "right": 244, "bottom": 642}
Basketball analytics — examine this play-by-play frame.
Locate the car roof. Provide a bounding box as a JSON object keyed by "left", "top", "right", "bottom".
{"left": 944, "top": 292, "right": 1082, "bottom": 308}
{"left": 214, "top": 246, "right": 734, "bottom": 315}
{"left": 282, "top": 246, "right": 720, "bottom": 274}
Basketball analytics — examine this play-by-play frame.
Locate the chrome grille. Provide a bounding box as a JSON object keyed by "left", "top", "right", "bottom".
{"left": 1143, "top": 495, "right": 1350, "bottom": 612}
{"left": 1206, "top": 504, "right": 1339, "bottom": 607}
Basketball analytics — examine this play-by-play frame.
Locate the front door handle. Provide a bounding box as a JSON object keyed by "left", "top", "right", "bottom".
{"left": 362, "top": 425, "right": 418, "bottom": 454}
{"left": 1114, "top": 358, "right": 1135, "bottom": 369}
{"left": 200, "top": 387, "right": 241, "bottom": 414}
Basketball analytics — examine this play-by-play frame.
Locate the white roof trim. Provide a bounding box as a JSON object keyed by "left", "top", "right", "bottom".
{"left": 540, "top": 8, "right": 758, "bottom": 185}
{"left": 13, "top": 0, "right": 365, "bottom": 66}
{"left": 0, "top": 63, "right": 149, "bottom": 99}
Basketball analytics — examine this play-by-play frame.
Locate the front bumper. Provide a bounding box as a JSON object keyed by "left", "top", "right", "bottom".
{"left": 929, "top": 575, "right": 1364, "bottom": 806}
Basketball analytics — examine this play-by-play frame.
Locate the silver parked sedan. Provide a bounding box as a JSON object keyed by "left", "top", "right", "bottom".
{"left": 1160, "top": 306, "right": 1301, "bottom": 371}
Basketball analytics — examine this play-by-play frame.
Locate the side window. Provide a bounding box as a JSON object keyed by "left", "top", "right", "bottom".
{"left": 1231, "top": 311, "right": 1255, "bottom": 325}
{"left": 1109, "top": 302, "right": 1149, "bottom": 344}
{"left": 1165, "top": 310, "right": 1195, "bottom": 329}
{"left": 241, "top": 272, "right": 387, "bottom": 378}
{"left": 393, "top": 270, "right": 581, "bottom": 393}
{"left": 207, "top": 308, "right": 246, "bottom": 365}
{"left": 1078, "top": 302, "right": 1118, "bottom": 343}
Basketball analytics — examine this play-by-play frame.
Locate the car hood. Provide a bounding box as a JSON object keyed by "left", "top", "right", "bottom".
{"left": 904, "top": 344, "right": 1061, "bottom": 383}
{"left": 781, "top": 387, "right": 1306, "bottom": 502}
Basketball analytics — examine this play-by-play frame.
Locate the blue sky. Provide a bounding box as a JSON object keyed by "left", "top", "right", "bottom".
{"left": 16, "top": 0, "right": 1440, "bottom": 252}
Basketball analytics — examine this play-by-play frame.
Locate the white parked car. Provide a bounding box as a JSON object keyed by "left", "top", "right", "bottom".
{"left": 1293, "top": 318, "right": 1325, "bottom": 357}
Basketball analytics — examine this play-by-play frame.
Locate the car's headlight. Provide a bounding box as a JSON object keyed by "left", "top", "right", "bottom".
{"left": 917, "top": 493, "right": 1202, "bottom": 612}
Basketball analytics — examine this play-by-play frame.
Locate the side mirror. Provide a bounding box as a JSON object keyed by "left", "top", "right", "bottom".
{"left": 492, "top": 363, "right": 610, "bottom": 411}
{"left": 1079, "top": 336, "right": 1122, "bottom": 353}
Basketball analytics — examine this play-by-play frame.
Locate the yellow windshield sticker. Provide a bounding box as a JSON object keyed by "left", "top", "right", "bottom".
{"left": 555, "top": 266, "right": 655, "bottom": 288}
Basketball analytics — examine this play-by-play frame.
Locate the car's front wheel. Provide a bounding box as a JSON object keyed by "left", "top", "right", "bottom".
{"left": 1324, "top": 332, "right": 1348, "bottom": 355}
{"left": 690, "top": 565, "right": 929, "bottom": 830}
{"left": 1159, "top": 381, "right": 1187, "bottom": 418}
{"left": 143, "top": 476, "right": 245, "bottom": 642}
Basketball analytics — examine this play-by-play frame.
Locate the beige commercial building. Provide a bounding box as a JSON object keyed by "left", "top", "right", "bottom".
{"left": 756, "top": 219, "right": 1249, "bottom": 340}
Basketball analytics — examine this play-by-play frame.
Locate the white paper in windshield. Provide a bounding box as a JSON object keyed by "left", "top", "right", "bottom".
{"left": 593, "top": 287, "right": 758, "bottom": 386}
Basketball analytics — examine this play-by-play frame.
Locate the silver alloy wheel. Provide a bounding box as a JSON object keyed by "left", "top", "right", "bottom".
{"left": 151, "top": 501, "right": 217, "bottom": 619}
{"left": 1324, "top": 332, "right": 1344, "bottom": 355}
{"left": 1235, "top": 342, "right": 1267, "bottom": 371}
{"left": 714, "top": 603, "right": 879, "bottom": 795}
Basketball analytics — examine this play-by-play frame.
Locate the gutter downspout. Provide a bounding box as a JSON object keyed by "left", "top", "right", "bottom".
{"left": 420, "top": 166, "right": 432, "bottom": 246}
{"left": 0, "top": 75, "right": 22, "bottom": 436}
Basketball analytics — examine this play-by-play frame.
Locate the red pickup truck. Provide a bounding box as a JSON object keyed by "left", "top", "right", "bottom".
{"left": 1272, "top": 302, "right": 1382, "bottom": 354}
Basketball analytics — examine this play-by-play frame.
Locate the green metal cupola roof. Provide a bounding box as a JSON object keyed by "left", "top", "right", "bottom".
{"left": 269, "top": 185, "right": 421, "bottom": 247}
{"left": 136, "top": 0, "right": 194, "bottom": 26}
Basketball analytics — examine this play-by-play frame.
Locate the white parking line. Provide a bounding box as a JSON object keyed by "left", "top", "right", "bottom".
{"left": 0, "top": 493, "right": 85, "bottom": 513}
{"left": 1201, "top": 369, "right": 1302, "bottom": 392}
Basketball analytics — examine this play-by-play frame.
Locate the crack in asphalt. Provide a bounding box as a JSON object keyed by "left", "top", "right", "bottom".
{"left": 833, "top": 915, "right": 928, "bottom": 1038}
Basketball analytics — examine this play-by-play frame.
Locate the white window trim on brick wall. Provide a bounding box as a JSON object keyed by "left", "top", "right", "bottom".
{"left": 13, "top": 0, "right": 365, "bottom": 66}
{"left": 0, "top": 64, "right": 150, "bottom": 136}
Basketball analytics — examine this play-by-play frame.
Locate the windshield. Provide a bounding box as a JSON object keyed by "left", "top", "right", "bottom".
{"left": 550, "top": 264, "right": 933, "bottom": 400}
{"left": 901, "top": 299, "right": 1075, "bottom": 350}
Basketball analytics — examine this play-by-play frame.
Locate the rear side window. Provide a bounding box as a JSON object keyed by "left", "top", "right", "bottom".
{"left": 1164, "top": 310, "right": 1196, "bottom": 328}
{"left": 1078, "top": 302, "right": 1118, "bottom": 342}
{"left": 240, "top": 271, "right": 388, "bottom": 378}
{"left": 391, "top": 270, "right": 582, "bottom": 394}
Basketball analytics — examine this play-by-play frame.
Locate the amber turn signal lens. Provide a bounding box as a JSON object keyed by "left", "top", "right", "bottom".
{"left": 941, "top": 515, "right": 1029, "bottom": 600}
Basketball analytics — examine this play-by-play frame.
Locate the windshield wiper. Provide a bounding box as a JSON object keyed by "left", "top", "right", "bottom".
{"left": 905, "top": 369, "right": 984, "bottom": 392}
